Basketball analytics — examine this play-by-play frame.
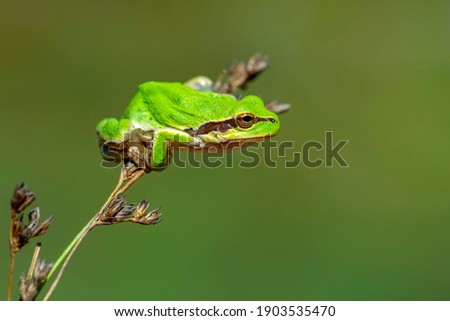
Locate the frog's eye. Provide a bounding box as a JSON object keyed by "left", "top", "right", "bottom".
{"left": 236, "top": 113, "right": 255, "bottom": 128}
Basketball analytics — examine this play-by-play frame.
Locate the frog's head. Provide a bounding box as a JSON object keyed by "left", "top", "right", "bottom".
{"left": 195, "top": 95, "right": 280, "bottom": 144}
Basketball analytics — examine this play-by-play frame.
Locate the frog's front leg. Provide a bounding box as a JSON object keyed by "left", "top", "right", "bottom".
{"left": 150, "top": 128, "right": 192, "bottom": 170}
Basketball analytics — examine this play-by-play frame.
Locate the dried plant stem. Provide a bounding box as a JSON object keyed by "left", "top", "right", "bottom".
{"left": 27, "top": 243, "right": 42, "bottom": 280}
{"left": 98, "top": 168, "right": 125, "bottom": 215}
{"left": 7, "top": 252, "right": 15, "bottom": 301}
{"left": 116, "top": 169, "right": 145, "bottom": 196}
{"left": 8, "top": 211, "right": 16, "bottom": 301}
{"left": 39, "top": 167, "right": 145, "bottom": 300}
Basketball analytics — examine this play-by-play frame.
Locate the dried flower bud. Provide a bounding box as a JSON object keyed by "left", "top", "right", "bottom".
{"left": 11, "top": 183, "right": 36, "bottom": 216}
{"left": 19, "top": 259, "right": 53, "bottom": 301}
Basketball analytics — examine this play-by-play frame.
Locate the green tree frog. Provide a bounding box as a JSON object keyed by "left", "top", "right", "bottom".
{"left": 96, "top": 79, "right": 280, "bottom": 171}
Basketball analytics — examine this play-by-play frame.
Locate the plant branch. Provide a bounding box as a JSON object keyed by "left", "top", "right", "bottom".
{"left": 27, "top": 243, "right": 42, "bottom": 280}
{"left": 38, "top": 167, "right": 146, "bottom": 300}
{"left": 43, "top": 217, "right": 95, "bottom": 285}
{"left": 7, "top": 250, "right": 15, "bottom": 300}
{"left": 98, "top": 168, "right": 126, "bottom": 215}
{"left": 8, "top": 209, "right": 17, "bottom": 301}
{"left": 43, "top": 220, "right": 94, "bottom": 301}
{"left": 116, "top": 169, "right": 145, "bottom": 197}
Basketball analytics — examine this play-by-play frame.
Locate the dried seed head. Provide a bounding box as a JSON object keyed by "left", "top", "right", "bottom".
{"left": 133, "top": 208, "right": 161, "bottom": 225}
{"left": 134, "top": 200, "right": 150, "bottom": 220}
{"left": 214, "top": 53, "right": 270, "bottom": 94}
{"left": 103, "top": 197, "right": 128, "bottom": 218}
{"left": 11, "top": 183, "right": 36, "bottom": 216}
{"left": 101, "top": 197, "right": 136, "bottom": 223}
{"left": 22, "top": 208, "right": 52, "bottom": 238}
{"left": 247, "top": 53, "right": 270, "bottom": 74}
{"left": 19, "top": 259, "right": 53, "bottom": 301}
{"left": 99, "top": 197, "right": 161, "bottom": 226}
{"left": 11, "top": 207, "right": 53, "bottom": 254}
{"left": 116, "top": 203, "right": 136, "bottom": 218}
{"left": 264, "top": 100, "right": 291, "bottom": 114}
{"left": 33, "top": 259, "right": 53, "bottom": 284}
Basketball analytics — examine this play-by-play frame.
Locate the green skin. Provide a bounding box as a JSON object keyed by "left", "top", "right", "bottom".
{"left": 96, "top": 81, "right": 280, "bottom": 169}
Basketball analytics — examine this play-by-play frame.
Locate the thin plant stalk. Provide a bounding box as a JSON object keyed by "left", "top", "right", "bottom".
{"left": 43, "top": 221, "right": 94, "bottom": 301}
{"left": 97, "top": 168, "right": 125, "bottom": 215}
{"left": 8, "top": 209, "right": 17, "bottom": 301}
{"left": 7, "top": 249, "right": 15, "bottom": 300}
{"left": 43, "top": 217, "right": 95, "bottom": 283}
{"left": 39, "top": 167, "right": 145, "bottom": 300}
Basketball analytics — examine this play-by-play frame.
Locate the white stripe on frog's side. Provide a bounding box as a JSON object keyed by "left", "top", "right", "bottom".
{"left": 131, "top": 120, "right": 155, "bottom": 131}
{"left": 197, "top": 132, "right": 228, "bottom": 144}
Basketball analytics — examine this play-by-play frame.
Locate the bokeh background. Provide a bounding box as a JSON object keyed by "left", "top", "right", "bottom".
{"left": 1, "top": 0, "right": 449, "bottom": 300}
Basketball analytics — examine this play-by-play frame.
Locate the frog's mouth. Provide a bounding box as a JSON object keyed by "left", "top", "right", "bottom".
{"left": 180, "top": 134, "right": 274, "bottom": 152}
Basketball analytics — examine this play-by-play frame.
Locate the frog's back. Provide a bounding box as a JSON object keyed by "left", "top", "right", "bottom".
{"left": 123, "top": 81, "right": 237, "bottom": 130}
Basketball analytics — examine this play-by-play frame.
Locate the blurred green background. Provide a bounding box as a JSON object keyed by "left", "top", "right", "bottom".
{"left": 1, "top": 0, "right": 450, "bottom": 300}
